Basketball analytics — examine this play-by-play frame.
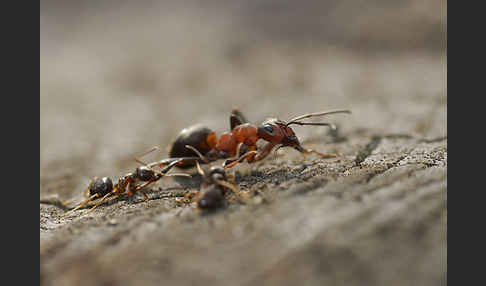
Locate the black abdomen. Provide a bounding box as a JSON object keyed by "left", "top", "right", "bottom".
{"left": 169, "top": 124, "right": 215, "bottom": 168}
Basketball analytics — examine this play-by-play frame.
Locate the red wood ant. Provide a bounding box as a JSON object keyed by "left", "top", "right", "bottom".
{"left": 59, "top": 152, "right": 190, "bottom": 216}
{"left": 148, "top": 108, "right": 351, "bottom": 170}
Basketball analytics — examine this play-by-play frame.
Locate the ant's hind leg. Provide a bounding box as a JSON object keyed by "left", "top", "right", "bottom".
{"left": 294, "top": 145, "right": 337, "bottom": 158}
{"left": 136, "top": 182, "right": 153, "bottom": 200}
{"left": 154, "top": 158, "right": 192, "bottom": 178}
{"left": 184, "top": 145, "right": 211, "bottom": 164}
{"left": 230, "top": 108, "right": 249, "bottom": 130}
{"left": 159, "top": 157, "right": 192, "bottom": 174}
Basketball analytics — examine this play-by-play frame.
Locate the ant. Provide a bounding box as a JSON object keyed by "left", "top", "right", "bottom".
{"left": 147, "top": 108, "right": 351, "bottom": 170}
{"left": 178, "top": 151, "right": 247, "bottom": 210}
{"left": 59, "top": 149, "right": 190, "bottom": 216}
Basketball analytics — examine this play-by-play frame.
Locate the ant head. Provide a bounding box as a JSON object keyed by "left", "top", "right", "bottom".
{"left": 194, "top": 160, "right": 226, "bottom": 184}
{"left": 257, "top": 118, "right": 301, "bottom": 148}
{"left": 135, "top": 166, "right": 156, "bottom": 181}
{"left": 89, "top": 177, "right": 113, "bottom": 196}
{"left": 258, "top": 109, "right": 351, "bottom": 151}
{"left": 208, "top": 166, "right": 226, "bottom": 182}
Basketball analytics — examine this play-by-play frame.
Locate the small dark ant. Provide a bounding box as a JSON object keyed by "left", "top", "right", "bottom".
{"left": 183, "top": 159, "right": 247, "bottom": 210}
{"left": 148, "top": 108, "right": 351, "bottom": 170}
{"left": 59, "top": 150, "right": 190, "bottom": 216}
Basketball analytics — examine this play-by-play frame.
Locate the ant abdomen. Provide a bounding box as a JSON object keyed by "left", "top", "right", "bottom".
{"left": 197, "top": 186, "right": 225, "bottom": 209}
{"left": 169, "top": 124, "right": 217, "bottom": 168}
{"left": 89, "top": 177, "right": 113, "bottom": 197}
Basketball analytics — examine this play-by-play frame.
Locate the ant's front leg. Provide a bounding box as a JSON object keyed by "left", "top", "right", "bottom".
{"left": 83, "top": 192, "right": 115, "bottom": 215}
{"left": 294, "top": 145, "right": 337, "bottom": 158}
{"left": 222, "top": 143, "right": 252, "bottom": 168}
{"left": 59, "top": 194, "right": 100, "bottom": 216}
{"left": 247, "top": 142, "right": 276, "bottom": 163}
{"left": 223, "top": 143, "right": 276, "bottom": 168}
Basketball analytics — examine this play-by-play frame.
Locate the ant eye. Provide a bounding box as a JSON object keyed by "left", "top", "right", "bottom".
{"left": 263, "top": 125, "right": 273, "bottom": 133}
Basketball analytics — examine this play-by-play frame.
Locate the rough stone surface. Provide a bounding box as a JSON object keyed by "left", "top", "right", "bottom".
{"left": 40, "top": 1, "right": 446, "bottom": 286}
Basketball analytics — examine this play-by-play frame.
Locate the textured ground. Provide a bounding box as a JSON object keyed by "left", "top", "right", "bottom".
{"left": 40, "top": 1, "right": 446, "bottom": 285}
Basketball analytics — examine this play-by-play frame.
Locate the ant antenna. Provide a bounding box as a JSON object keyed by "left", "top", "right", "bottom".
{"left": 286, "top": 109, "right": 351, "bottom": 127}
{"left": 286, "top": 122, "right": 337, "bottom": 130}
{"left": 134, "top": 146, "right": 160, "bottom": 166}
{"left": 59, "top": 194, "right": 101, "bottom": 217}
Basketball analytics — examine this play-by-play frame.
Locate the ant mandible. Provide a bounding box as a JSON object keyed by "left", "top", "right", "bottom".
{"left": 148, "top": 108, "right": 351, "bottom": 170}
{"left": 59, "top": 150, "right": 190, "bottom": 216}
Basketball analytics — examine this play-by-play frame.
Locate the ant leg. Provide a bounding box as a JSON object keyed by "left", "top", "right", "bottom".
{"left": 132, "top": 181, "right": 155, "bottom": 201}
{"left": 158, "top": 158, "right": 192, "bottom": 175}
{"left": 146, "top": 156, "right": 202, "bottom": 169}
{"left": 60, "top": 198, "right": 75, "bottom": 207}
{"left": 294, "top": 145, "right": 337, "bottom": 158}
{"left": 214, "top": 179, "right": 249, "bottom": 204}
{"left": 135, "top": 181, "right": 154, "bottom": 191}
{"left": 184, "top": 145, "right": 211, "bottom": 164}
{"left": 223, "top": 143, "right": 255, "bottom": 166}
{"left": 184, "top": 190, "right": 200, "bottom": 202}
{"left": 126, "top": 181, "right": 149, "bottom": 201}
{"left": 59, "top": 194, "right": 100, "bottom": 217}
{"left": 225, "top": 142, "right": 276, "bottom": 167}
{"left": 142, "top": 192, "right": 149, "bottom": 201}
{"left": 135, "top": 149, "right": 192, "bottom": 180}
{"left": 236, "top": 142, "right": 250, "bottom": 158}
{"left": 40, "top": 196, "right": 72, "bottom": 210}
{"left": 151, "top": 158, "right": 192, "bottom": 178}
{"left": 195, "top": 161, "right": 205, "bottom": 176}
{"left": 247, "top": 142, "right": 277, "bottom": 163}
{"left": 83, "top": 193, "right": 113, "bottom": 215}
{"left": 163, "top": 173, "right": 192, "bottom": 178}
{"left": 56, "top": 175, "right": 99, "bottom": 209}
{"left": 223, "top": 150, "right": 259, "bottom": 169}
{"left": 222, "top": 143, "right": 248, "bottom": 166}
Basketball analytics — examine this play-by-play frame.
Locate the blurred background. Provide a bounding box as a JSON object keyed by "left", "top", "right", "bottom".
{"left": 40, "top": 0, "right": 446, "bottom": 201}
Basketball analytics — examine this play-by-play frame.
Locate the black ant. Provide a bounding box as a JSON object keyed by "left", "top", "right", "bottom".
{"left": 181, "top": 158, "right": 247, "bottom": 211}
{"left": 59, "top": 150, "right": 190, "bottom": 216}
{"left": 147, "top": 108, "right": 351, "bottom": 170}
